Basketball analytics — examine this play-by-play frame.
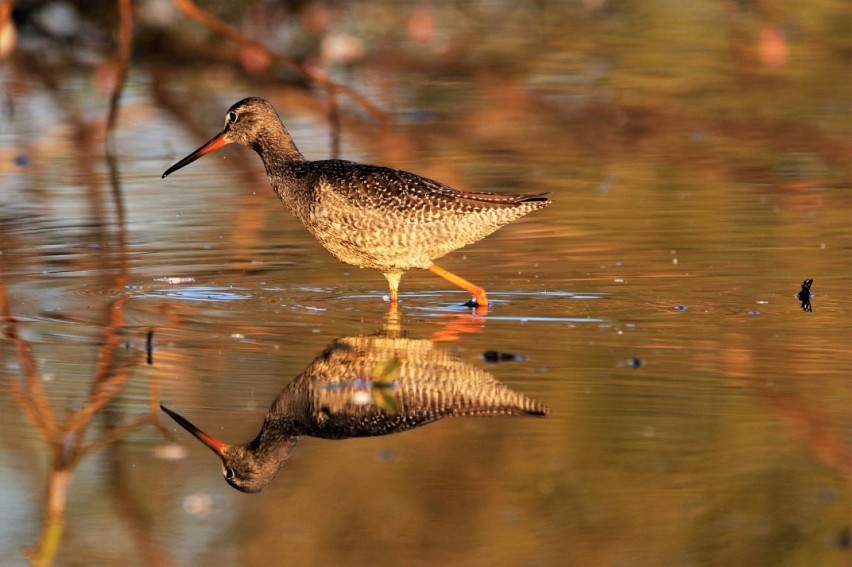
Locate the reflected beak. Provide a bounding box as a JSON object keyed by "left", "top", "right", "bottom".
{"left": 162, "top": 130, "right": 230, "bottom": 178}
{"left": 161, "top": 404, "right": 227, "bottom": 456}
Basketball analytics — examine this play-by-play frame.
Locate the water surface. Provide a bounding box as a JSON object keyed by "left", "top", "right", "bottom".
{"left": 0, "top": 2, "right": 849, "bottom": 566}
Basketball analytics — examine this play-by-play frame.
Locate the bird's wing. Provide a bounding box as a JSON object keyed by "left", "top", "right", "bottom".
{"left": 314, "top": 160, "right": 549, "bottom": 214}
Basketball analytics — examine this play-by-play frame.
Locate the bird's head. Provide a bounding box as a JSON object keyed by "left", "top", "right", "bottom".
{"left": 161, "top": 97, "right": 286, "bottom": 178}
{"left": 160, "top": 404, "right": 287, "bottom": 493}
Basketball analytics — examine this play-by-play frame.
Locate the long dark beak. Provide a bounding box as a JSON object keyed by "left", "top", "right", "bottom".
{"left": 161, "top": 404, "right": 227, "bottom": 457}
{"left": 162, "top": 130, "right": 230, "bottom": 178}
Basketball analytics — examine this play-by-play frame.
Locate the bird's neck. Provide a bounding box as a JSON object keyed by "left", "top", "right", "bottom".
{"left": 251, "top": 127, "right": 311, "bottom": 208}
{"left": 248, "top": 416, "right": 300, "bottom": 466}
{"left": 253, "top": 125, "right": 305, "bottom": 172}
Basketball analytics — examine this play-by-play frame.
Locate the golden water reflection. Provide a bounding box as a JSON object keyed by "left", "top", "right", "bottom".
{"left": 161, "top": 329, "right": 548, "bottom": 493}
{"left": 0, "top": 1, "right": 849, "bottom": 565}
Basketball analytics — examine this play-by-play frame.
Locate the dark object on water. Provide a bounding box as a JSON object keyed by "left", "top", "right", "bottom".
{"left": 146, "top": 329, "right": 154, "bottom": 365}
{"left": 796, "top": 278, "right": 813, "bottom": 312}
{"left": 161, "top": 97, "right": 551, "bottom": 308}
{"left": 628, "top": 357, "right": 645, "bottom": 368}
{"left": 161, "top": 334, "right": 548, "bottom": 493}
{"left": 482, "top": 350, "right": 527, "bottom": 363}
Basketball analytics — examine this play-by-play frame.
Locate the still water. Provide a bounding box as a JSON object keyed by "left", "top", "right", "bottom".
{"left": 0, "top": 2, "right": 850, "bottom": 566}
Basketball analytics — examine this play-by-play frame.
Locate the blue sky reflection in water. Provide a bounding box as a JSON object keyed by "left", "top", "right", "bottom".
{"left": 0, "top": 1, "right": 850, "bottom": 566}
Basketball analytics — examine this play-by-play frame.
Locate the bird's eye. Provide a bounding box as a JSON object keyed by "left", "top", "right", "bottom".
{"left": 227, "top": 111, "right": 238, "bottom": 124}
{"left": 224, "top": 467, "right": 235, "bottom": 480}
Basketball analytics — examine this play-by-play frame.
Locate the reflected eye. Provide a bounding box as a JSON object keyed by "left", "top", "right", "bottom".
{"left": 224, "top": 467, "right": 235, "bottom": 480}
{"left": 227, "top": 111, "right": 238, "bottom": 124}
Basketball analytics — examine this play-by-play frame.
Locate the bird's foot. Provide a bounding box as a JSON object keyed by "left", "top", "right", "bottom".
{"left": 462, "top": 298, "right": 479, "bottom": 308}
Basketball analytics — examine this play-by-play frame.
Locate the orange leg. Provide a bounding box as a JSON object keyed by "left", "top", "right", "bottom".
{"left": 427, "top": 263, "right": 488, "bottom": 307}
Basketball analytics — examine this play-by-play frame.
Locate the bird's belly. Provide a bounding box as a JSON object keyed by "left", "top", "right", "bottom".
{"left": 302, "top": 208, "right": 467, "bottom": 272}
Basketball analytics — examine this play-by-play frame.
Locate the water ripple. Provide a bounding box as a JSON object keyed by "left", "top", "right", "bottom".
{"left": 139, "top": 286, "right": 252, "bottom": 302}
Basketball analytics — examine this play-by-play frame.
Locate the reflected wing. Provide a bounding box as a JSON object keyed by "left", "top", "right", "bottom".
{"left": 276, "top": 336, "right": 548, "bottom": 439}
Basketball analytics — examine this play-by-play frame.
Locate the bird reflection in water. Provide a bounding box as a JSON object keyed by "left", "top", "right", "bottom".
{"left": 161, "top": 334, "right": 549, "bottom": 493}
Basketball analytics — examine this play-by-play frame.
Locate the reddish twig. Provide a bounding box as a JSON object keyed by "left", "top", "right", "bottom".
{"left": 105, "top": 0, "right": 134, "bottom": 147}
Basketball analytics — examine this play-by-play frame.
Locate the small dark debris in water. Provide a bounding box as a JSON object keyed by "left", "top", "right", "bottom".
{"left": 482, "top": 351, "right": 527, "bottom": 363}
{"left": 146, "top": 329, "right": 154, "bottom": 365}
{"left": 674, "top": 305, "right": 688, "bottom": 311}
{"left": 628, "top": 357, "right": 645, "bottom": 368}
{"left": 748, "top": 310, "right": 760, "bottom": 316}
{"left": 796, "top": 278, "right": 813, "bottom": 312}
{"left": 13, "top": 154, "right": 31, "bottom": 167}
{"left": 837, "top": 526, "right": 851, "bottom": 549}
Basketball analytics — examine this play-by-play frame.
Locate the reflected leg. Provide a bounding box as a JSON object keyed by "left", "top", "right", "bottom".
{"left": 383, "top": 272, "right": 402, "bottom": 305}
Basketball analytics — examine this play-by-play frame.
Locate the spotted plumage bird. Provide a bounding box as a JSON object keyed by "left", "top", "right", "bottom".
{"left": 162, "top": 97, "right": 550, "bottom": 307}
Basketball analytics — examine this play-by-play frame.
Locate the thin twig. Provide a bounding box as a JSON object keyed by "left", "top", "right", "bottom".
{"left": 81, "top": 413, "right": 159, "bottom": 458}
{"left": 0, "top": 258, "right": 59, "bottom": 440}
{"left": 106, "top": 0, "right": 134, "bottom": 147}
